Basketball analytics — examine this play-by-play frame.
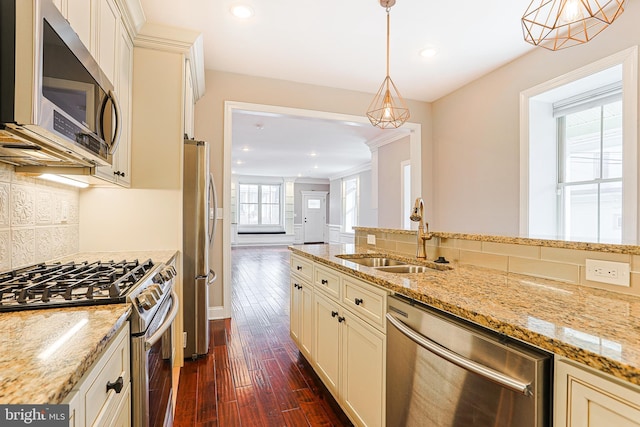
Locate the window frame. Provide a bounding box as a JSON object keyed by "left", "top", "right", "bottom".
{"left": 520, "top": 46, "right": 638, "bottom": 244}
{"left": 237, "top": 182, "right": 284, "bottom": 231}
{"left": 342, "top": 176, "right": 359, "bottom": 233}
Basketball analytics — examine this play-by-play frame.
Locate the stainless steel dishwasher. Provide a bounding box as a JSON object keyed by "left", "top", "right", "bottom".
{"left": 386, "top": 295, "right": 551, "bottom": 427}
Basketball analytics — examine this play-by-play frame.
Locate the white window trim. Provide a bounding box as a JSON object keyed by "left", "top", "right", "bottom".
{"left": 401, "top": 160, "right": 411, "bottom": 229}
{"left": 342, "top": 176, "right": 359, "bottom": 234}
{"left": 237, "top": 181, "right": 284, "bottom": 232}
{"left": 520, "top": 46, "right": 638, "bottom": 243}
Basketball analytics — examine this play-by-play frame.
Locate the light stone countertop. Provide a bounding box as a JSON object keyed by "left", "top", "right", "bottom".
{"left": 290, "top": 243, "right": 640, "bottom": 386}
{"left": 0, "top": 250, "right": 178, "bottom": 404}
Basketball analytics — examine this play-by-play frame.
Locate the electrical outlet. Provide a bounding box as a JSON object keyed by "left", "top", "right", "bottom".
{"left": 183, "top": 332, "right": 188, "bottom": 347}
{"left": 585, "top": 259, "right": 630, "bottom": 287}
{"left": 367, "top": 234, "right": 376, "bottom": 245}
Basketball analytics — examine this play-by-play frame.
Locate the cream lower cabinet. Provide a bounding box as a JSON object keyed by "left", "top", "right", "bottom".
{"left": 290, "top": 274, "right": 314, "bottom": 359}
{"left": 555, "top": 358, "right": 640, "bottom": 427}
{"left": 290, "top": 254, "right": 387, "bottom": 427}
{"left": 65, "top": 323, "right": 131, "bottom": 427}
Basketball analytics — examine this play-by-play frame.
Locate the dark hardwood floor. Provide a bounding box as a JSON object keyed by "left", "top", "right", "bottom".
{"left": 174, "top": 246, "right": 353, "bottom": 426}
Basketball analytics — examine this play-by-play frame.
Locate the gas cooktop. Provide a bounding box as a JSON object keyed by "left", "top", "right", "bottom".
{"left": 0, "top": 259, "right": 156, "bottom": 312}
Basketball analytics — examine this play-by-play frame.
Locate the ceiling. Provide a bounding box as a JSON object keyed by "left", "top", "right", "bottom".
{"left": 140, "top": 0, "right": 537, "bottom": 179}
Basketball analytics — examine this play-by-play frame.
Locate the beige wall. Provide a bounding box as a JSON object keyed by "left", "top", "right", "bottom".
{"left": 378, "top": 136, "right": 410, "bottom": 228}
{"left": 431, "top": 1, "right": 640, "bottom": 236}
{"left": 194, "top": 71, "right": 432, "bottom": 306}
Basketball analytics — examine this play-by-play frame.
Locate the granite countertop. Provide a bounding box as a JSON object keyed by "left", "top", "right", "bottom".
{"left": 0, "top": 250, "right": 178, "bottom": 404}
{"left": 290, "top": 243, "right": 640, "bottom": 386}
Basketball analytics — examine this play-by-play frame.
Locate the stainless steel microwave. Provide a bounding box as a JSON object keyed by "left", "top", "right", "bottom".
{"left": 0, "top": 0, "right": 120, "bottom": 167}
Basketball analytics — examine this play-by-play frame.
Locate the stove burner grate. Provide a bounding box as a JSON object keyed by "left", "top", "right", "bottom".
{"left": 0, "top": 258, "right": 155, "bottom": 311}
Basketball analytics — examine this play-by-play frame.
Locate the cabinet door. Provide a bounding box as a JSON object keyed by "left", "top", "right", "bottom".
{"left": 114, "top": 22, "right": 132, "bottom": 186}
{"left": 341, "top": 311, "right": 385, "bottom": 427}
{"left": 313, "top": 292, "right": 341, "bottom": 395}
{"left": 66, "top": 0, "right": 92, "bottom": 50}
{"left": 300, "top": 283, "right": 314, "bottom": 358}
{"left": 184, "top": 59, "right": 195, "bottom": 139}
{"left": 96, "top": 0, "right": 120, "bottom": 84}
{"left": 555, "top": 360, "right": 640, "bottom": 427}
{"left": 290, "top": 277, "right": 302, "bottom": 344}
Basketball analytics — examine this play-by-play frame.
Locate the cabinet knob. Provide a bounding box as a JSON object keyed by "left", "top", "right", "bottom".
{"left": 338, "top": 316, "right": 346, "bottom": 323}
{"left": 321, "top": 279, "right": 328, "bottom": 284}
{"left": 106, "top": 376, "right": 124, "bottom": 394}
{"left": 297, "top": 265, "right": 302, "bottom": 271}
{"left": 355, "top": 298, "right": 363, "bottom": 306}
{"left": 331, "top": 311, "right": 338, "bottom": 318}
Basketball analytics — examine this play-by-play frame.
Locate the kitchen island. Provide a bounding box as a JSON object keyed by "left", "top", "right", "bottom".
{"left": 289, "top": 243, "right": 640, "bottom": 386}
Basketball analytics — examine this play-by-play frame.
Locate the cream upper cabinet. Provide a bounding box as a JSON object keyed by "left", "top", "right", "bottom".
{"left": 95, "top": 17, "right": 132, "bottom": 186}
{"left": 95, "top": 0, "right": 120, "bottom": 85}
{"left": 54, "top": 0, "right": 92, "bottom": 49}
{"left": 555, "top": 358, "right": 640, "bottom": 427}
{"left": 184, "top": 59, "right": 195, "bottom": 139}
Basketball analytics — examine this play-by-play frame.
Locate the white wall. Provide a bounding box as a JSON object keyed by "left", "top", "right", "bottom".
{"left": 431, "top": 1, "right": 640, "bottom": 236}
{"left": 377, "top": 136, "right": 410, "bottom": 228}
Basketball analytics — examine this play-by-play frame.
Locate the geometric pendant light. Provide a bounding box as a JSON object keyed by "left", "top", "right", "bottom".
{"left": 522, "top": 0, "right": 626, "bottom": 51}
{"left": 367, "top": 0, "right": 410, "bottom": 129}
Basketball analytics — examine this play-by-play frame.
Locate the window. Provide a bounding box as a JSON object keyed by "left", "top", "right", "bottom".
{"left": 556, "top": 92, "right": 622, "bottom": 243}
{"left": 238, "top": 183, "right": 281, "bottom": 226}
{"left": 521, "top": 47, "right": 638, "bottom": 244}
{"left": 342, "top": 177, "right": 358, "bottom": 232}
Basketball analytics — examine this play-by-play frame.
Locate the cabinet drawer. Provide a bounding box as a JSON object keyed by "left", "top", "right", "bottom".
{"left": 291, "top": 254, "right": 313, "bottom": 282}
{"left": 85, "top": 324, "right": 130, "bottom": 427}
{"left": 342, "top": 276, "right": 387, "bottom": 329}
{"left": 314, "top": 264, "right": 341, "bottom": 299}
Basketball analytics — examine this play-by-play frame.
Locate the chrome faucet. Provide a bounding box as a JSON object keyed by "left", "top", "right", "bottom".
{"left": 410, "top": 197, "right": 433, "bottom": 259}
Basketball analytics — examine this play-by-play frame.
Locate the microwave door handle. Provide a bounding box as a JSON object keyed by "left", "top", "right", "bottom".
{"left": 108, "top": 89, "right": 122, "bottom": 155}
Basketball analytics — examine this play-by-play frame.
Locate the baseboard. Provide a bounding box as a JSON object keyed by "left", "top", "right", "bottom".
{"left": 208, "top": 305, "right": 228, "bottom": 320}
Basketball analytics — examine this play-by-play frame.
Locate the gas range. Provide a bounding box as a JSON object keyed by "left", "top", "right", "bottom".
{"left": 0, "top": 257, "right": 177, "bottom": 334}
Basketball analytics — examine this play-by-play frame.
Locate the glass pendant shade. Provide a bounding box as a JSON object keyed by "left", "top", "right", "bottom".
{"left": 522, "top": 0, "right": 626, "bottom": 51}
{"left": 367, "top": 0, "right": 410, "bottom": 129}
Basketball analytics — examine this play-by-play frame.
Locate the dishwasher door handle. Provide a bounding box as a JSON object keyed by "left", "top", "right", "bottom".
{"left": 386, "top": 313, "right": 532, "bottom": 396}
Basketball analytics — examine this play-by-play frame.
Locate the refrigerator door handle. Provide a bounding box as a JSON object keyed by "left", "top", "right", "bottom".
{"left": 207, "top": 269, "right": 217, "bottom": 285}
{"left": 208, "top": 173, "right": 217, "bottom": 246}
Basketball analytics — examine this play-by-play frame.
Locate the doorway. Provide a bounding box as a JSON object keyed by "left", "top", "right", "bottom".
{"left": 302, "top": 191, "right": 327, "bottom": 243}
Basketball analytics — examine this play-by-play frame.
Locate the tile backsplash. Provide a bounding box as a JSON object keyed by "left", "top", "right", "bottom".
{"left": 0, "top": 164, "right": 79, "bottom": 270}
{"left": 354, "top": 227, "right": 640, "bottom": 297}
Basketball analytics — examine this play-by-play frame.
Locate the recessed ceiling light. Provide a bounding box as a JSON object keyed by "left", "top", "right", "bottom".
{"left": 230, "top": 4, "right": 254, "bottom": 19}
{"left": 242, "top": 146, "right": 250, "bottom": 152}
{"left": 236, "top": 160, "right": 244, "bottom": 165}
{"left": 420, "top": 48, "right": 438, "bottom": 58}
{"left": 310, "top": 152, "right": 317, "bottom": 157}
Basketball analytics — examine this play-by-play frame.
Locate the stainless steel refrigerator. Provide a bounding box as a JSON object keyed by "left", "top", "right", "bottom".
{"left": 183, "top": 139, "right": 217, "bottom": 359}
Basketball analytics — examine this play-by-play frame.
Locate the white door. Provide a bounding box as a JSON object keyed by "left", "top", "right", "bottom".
{"left": 303, "top": 192, "right": 326, "bottom": 243}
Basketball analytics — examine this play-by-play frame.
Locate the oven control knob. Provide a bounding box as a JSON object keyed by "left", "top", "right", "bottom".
{"left": 152, "top": 273, "right": 165, "bottom": 284}
{"left": 137, "top": 291, "right": 156, "bottom": 310}
{"left": 149, "top": 284, "right": 163, "bottom": 298}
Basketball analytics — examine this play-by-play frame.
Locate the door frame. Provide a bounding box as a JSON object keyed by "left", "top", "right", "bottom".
{"left": 221, "top": 101, "right": 422, "bottom": 319}
{"left": 302, "top": 191, "right": 328, "bottom": 243}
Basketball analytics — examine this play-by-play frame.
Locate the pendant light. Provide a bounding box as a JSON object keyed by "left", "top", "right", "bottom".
{"left": 367, "top": 0, "right": 410, "bottom": 129}
{"left": 522, "top": 0, "right": 626, "bottom": 51}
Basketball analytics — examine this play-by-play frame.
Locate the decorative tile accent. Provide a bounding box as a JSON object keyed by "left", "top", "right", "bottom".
{"left": 11, "top": 185, "right": 35, "bottom": 226}
{"left": 0, "top": 182, "right": 9, "bottom": 227}
{"left": 0, "top": 230, "right": 10, "bottom": 271}
{"left": 11, "top": 228, "right": 35, "bottom": 268}
{"left": 36, "top": 190, "right": 53, "bottom": 225}
{"left": 35, "top": 227, "right": 56, "bottom": 262}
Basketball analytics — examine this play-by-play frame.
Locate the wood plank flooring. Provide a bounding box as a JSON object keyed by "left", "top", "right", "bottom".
{"left": 174, "top": 246, "right": 353, "bottom": 426}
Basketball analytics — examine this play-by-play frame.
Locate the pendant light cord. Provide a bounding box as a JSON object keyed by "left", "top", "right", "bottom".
{"left": 386, "top": 8, "right": 390, "bottom": 78}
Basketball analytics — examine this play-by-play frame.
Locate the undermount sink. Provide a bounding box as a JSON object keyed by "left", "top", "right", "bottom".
{"left": 336, "top": 255, "right": 408, "bottom": 267}
{"left": 374, "top": 265, "right": 434, "bottom": 274}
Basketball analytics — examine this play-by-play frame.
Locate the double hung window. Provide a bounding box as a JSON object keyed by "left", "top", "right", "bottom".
{"left": 239, "top": 184, "right": 281, "bottom": 226}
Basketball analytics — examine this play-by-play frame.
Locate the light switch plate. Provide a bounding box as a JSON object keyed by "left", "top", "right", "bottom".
{"left": 367, "top": 234, "right": 376, "bottom": 245}
{"left": 585, "top": 259, "right": 630, "bottom": 287}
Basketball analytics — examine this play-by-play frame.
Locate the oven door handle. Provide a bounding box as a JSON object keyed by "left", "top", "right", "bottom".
{"left": 145, "top": 290, "right": 179, "bottom": 351}
{"left": 386, "top": 313, "right": 532, "bottom": 396}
